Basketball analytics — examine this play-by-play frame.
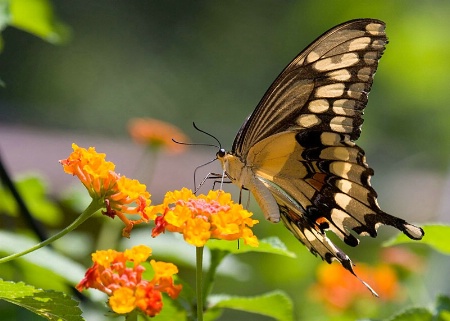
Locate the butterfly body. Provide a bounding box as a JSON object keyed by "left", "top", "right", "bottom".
{"left": 216, "top": 18, "right": 424, "bottom": 293}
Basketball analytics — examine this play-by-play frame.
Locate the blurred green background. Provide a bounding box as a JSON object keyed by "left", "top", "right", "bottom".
{"left": 1, "top": 1, "right": 449, "bottom": 320}
{"left": 1, "top": 0, "right": 450, "bottom": 167}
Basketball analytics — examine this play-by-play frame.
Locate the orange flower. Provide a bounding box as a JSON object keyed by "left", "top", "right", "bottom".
{"left": 77, "top": 245, "right": 182, "bottom": 317}
{"left": 59, "top": 144, "right": 153, "bottom": 237}
{"left": 128, "top": 118, "right": 189, "bottom": 154}
{"left": 149, "top": 188, "right": 259, "bottom": 247}
{"left": 309, "top": 262, "right": 401, "bottom": 311}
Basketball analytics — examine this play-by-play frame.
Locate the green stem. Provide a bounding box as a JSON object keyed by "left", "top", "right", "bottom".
{"left": 0, "top": 200, "right": 102, "bottom": 264}
{"left": 196, "top": 246, "right": 204, "bottom": 321}
{"left": 202, "top": 249, "right": 227, "bottom": 306}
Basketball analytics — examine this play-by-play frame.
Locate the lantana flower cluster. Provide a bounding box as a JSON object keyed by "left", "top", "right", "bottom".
{"left": 128, "top": 118, "right": 189, "bottom": 154}
{"left": 149, "top": 188, "right": 259, "bottom": 247}
{"left": 59, "top": 143, "right": 152, "bottom": 237}
{"left": 76, "top": 245, "right": 182, "bottom": 316}
{"left": 60, "top": 143, "right": 261, "bottom": 318}
{"left": 310, "top": 262, "right": 400, "bottom": 310}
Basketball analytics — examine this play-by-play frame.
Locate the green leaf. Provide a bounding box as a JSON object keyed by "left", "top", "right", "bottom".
{"left": 385, "top": 307, "right": 432, "bottom": 321}
{"left": 384, "top": 224, "right": 450, "bottom": 255}
{"left": 206, "top": 237, "right": 296, "bottom": 258}
{"left": 0, "top": 279, "right": 84, "bottom": 321}
{"left": 383, "top": 295, "right": 450, "bottom": 321}
{"left": 9, "top": 0, "right": 70, "bottom": 44}
{"left": 437, "top": 295, "right": 450, "bottom": 321}
{"left": 152, "top": 294, "right": 187, "bottom": 321}
{"left": 0, "top": 0, "right": 9, "bottom": 32}
{"left": 203, "top": 307, "right": 223, "bottom": 321}
{"left": 208, "top": 290, "right": 293, "bottom": 321}
{"left": 0, "top": 175, "right": 63, "bottom": 226}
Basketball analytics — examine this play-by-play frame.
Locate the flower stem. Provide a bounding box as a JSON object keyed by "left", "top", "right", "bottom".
{"left": 196, "top": 246, "right": 204, "bottom": 321}
{"left": 0, "top": 200, "right": 102, "bottom": 263}
{"left": 202, "top": 249, "right": 227, "bottom": 305}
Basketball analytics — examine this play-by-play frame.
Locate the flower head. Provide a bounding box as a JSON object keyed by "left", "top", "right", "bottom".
{"left": 128, "top": 118, "right": 189, "bottom": 154}
{"left": 60, "top": 144, "right": 153, "bottom": 237}
{"left": 309, "top": 262, "right": 401, "bottom": 311}
{"left": 149, "top": 188, "right": 259, "bottom": 247}
{"left": 77, "top": 245, "right": 182, "bottom": 317}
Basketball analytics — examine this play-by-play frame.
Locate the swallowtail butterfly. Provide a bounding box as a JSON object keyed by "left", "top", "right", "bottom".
{"left": 216, "top": 18, "right": 424, "bottom": 294}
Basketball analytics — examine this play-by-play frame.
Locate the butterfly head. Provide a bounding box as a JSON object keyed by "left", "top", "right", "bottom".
{"left": 216, "top": 148, "right": 248, "bottom": 187}
{"left": 216, "top": 148, "right": 226, "bottom": 159}
{"left": 216, "top": 148, "right": 230, "bottom": 174}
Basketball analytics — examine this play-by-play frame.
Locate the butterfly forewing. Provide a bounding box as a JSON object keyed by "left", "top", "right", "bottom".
{"left": 233, "top": 19, "right": 387, "bottom": 156}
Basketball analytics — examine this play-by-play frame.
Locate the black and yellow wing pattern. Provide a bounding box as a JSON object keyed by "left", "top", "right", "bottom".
{"left": 218, "top": 18, "right": 424, "bottom": 293}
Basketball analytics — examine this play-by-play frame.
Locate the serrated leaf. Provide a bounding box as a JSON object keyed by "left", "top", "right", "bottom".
{"left": 384, "top": 224, "right": 450, "bottom": 255}
{"left": 0, "top": 279, "right": 40, "bottom": 298}
{"left": 0, "top": 279, "right": 84, "bottom": 321}
{"left": 206, "top": 237, "right": 296, "bottom": 258}
{"left": 385, "top": 307, "right": 432, "bottom": 321}
{"left": 209, "top": 290, "right": 293, "bottom": 321}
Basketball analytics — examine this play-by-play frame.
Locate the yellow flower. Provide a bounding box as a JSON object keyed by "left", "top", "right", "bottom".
{"left": 124, "top": 245, "right": 152, "bottom": 265}
{"left": 150, "top": 188, "right": 259, "bottom": 247}
{"left": 128, "top": 118, "right": 189, "bottom": 154}
{"left": 77, "top": 245, "right": 182, "bottom": 317}
{"left": 150, "top": 260, "right": 179, "bottom": 279}
{"left": 184, "top": 217, "right": 211, "bottom": 247}
{"left": 60, "top": 144, "right": 152, "bottom": 237}
{"left": 109, "top": 287, "right": 136, "bottom": 314}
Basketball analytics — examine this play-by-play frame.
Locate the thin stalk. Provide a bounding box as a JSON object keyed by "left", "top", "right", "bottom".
{"left": 0, "top": 200, "right": 102, "bottom": 263}
{"left": 196, "top": 246, "right": 204, "bottom": 321}
{"left": 202, "top": 249, "right": 227, "bottom": 306}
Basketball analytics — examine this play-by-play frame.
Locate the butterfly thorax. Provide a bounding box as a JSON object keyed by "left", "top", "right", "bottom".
{"left": 216, "top": 149, "right": 282, "bottom": 223}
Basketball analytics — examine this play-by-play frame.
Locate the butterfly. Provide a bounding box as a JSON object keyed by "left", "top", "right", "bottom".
{"left": 216, "top": 18, "right": 424, "bottom": 294}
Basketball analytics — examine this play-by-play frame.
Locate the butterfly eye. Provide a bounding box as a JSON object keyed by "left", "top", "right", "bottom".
{"left": 216, "top": 149, "right": 226, "bottom": 158}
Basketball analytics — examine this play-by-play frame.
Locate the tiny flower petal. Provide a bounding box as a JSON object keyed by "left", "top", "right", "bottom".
{"left": 109, "top": 287, "right": 136, "bottom": 314}
{"left": 184, "top": 216, "right": 211, "bottom": 247}
{"left": 124, "top": 245, "right": 152, "bottom": 265}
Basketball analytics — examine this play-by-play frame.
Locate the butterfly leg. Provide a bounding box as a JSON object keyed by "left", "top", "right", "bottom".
{"left": 194, "top": 172, "right": 232, "bottom": 194}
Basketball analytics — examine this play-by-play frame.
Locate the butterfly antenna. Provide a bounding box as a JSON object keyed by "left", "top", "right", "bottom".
{"left": 192, "top": 122, "right": 222, "bottom": 150}
{"left": 171, "top": 138, "right": 219, "bottom": 149}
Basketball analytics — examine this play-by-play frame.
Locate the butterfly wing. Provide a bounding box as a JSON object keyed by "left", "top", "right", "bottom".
{"left": 233, "top": 18, "right": 388, "bottom": 156}
{"left": 229, "top": 19, "right": 424, "bottom": 284}
{"left": 248, "top": 131, "right": 422, "bottom": 272}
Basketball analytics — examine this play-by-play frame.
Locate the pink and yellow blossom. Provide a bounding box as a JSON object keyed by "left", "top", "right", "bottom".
{"left": 149, "top": 188, "right": 259, "bottom": 247}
